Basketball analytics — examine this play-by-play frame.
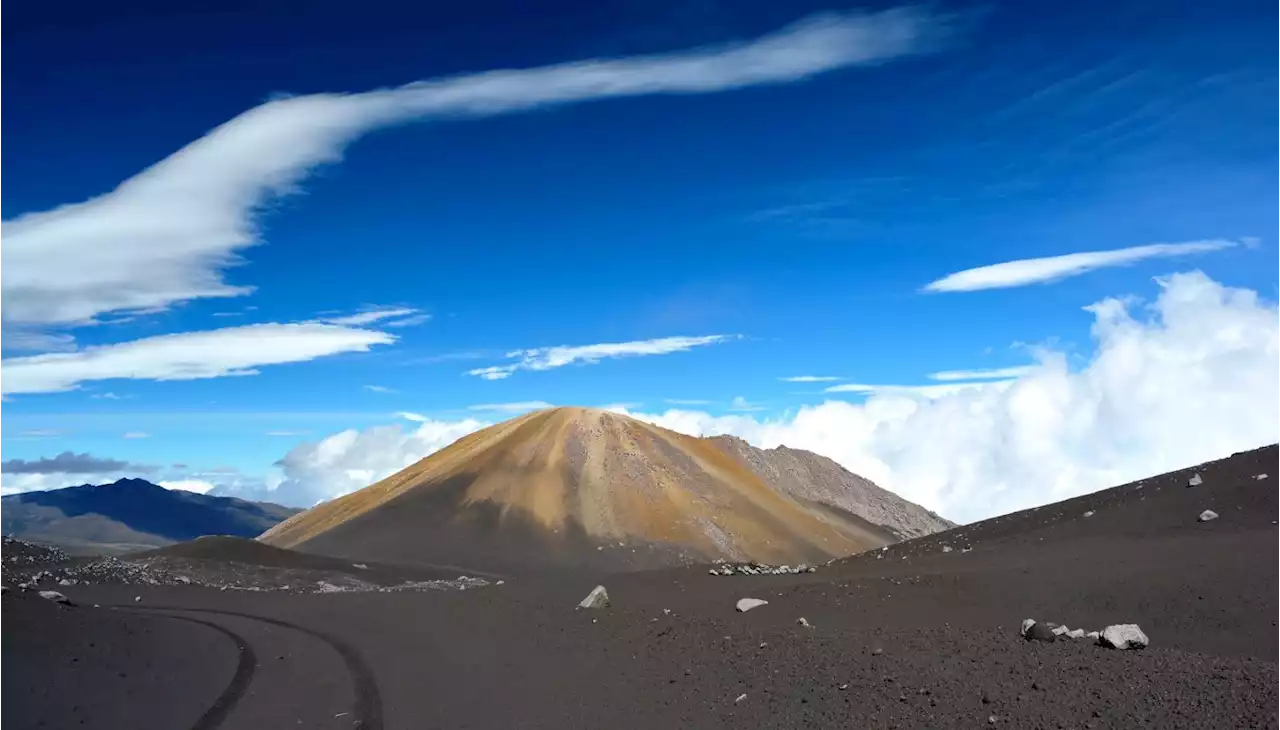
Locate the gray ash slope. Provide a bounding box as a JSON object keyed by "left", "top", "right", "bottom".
{"left": 709, "top": 435, "right": 955, "bottom": 539}
{"left": 1, "top": 478, "right": 299, "bottom": 554}
{"left": 5, "top": 444, "right": 1276, "bottom": 729}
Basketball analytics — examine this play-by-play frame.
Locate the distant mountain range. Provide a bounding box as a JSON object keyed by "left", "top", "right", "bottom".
{"left": 1, "top": 478, "right": 300, "bottom": 555}
{"left": 262, "top": 407, "right": 951, "bottom": 573}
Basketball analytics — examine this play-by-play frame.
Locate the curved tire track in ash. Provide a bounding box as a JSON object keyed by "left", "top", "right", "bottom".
{"left": 120, "top": 605, "right": 383, "bottom": 730}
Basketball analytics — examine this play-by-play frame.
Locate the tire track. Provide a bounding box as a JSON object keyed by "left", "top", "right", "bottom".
{"left": 125, "top": 612, "right": 257, "bottom": 730}
{"left": 120, "top": 605, "right": 383, "bottom": 730}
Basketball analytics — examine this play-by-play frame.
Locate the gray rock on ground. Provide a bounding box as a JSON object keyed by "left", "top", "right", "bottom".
{"left": 735, "top": 598, "right": 768, "bottom": 612}
{"left": 1020, "top": 618, "right": 1037, "bottom": 636}
{"left": 1066, "top": 628, "right": 1086, "bottom": 639}
{"left": 1198, "top": 510, "right": 1219, "bottom": 522}
{"left": 1021, "top": 620, "right": 1057, "bottom": 643}
{"left": 38, "top": 590, "right": 72, "bottom": 605}
{"left": 1187, "top": 472, "right": 1203, "bottom": 487}
{"left": 577, "top": 585, "right": 610, "bottom": 609}
{"left": 1098, "top": 624, "right": 1149, "bottom": 650}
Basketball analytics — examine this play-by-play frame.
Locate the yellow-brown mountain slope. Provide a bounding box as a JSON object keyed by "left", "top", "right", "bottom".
{"left": 260, "top": 407, "right": 907, "bottom": 573}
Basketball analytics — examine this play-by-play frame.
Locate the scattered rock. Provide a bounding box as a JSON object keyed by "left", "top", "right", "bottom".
{"left": 735, "top": 598, "right": 768, "bottom": 612}
{"left": 1082, "top": 511, "right": 1095, "bottom": 518}
{"left": 351, "top": 563, "right": 368, "bottom": 570}
{"left": 1255, "top": 474, "right": 1268, "bottom": 480}
{"left": 1198, "top": 510, "right": 1219, "bottom": 522}
{"left": 175, "top": 576, "right": 192, "bottom": 584}
{"left": 941, "top": 546, "right": 953, "bottom": 553}
{"left": 735, "top": 693, "right": 748, "bottom": 703}
{"left": 1187, "top": 472, "right": 1203, "bottom": 487}
{"left": 1051, "top": 625, "right": 1071, "bottom": 636}
{"left": 1098, "top": 624, "right": 1148, "bottom": 650}
{"left": 708, "top": 561, "right": 814, "bottom": 576}
{"left": 1086, "top": 631, "right": 1100, "bottom": 640}
{"left": 1067, "top": 628, "right": 1086, "bottom": 639}
{"left": 796, "top": 617, "right": 812, "bottom": 628}
{"left": 133, "top": 596, "right": 141, "bottom": 603}
{"left": 871, "top": 647, "right": 884, "bottom": 656}
{"left": 38, "top": 590, "right": 72, "bottom": 605}
{"left": 577, "top": 585, "right": 610, "bottom": 609}
{"left": 1023, "top": 621, "right": 1057, "bottom": 643}
{"left": 58, "top": 578, "right": 73, "bottom": 586}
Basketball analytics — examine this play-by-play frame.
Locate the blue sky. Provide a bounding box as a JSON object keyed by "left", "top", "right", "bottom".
{"left": 2, "top": 0, "right": 1276, "bottom": 519}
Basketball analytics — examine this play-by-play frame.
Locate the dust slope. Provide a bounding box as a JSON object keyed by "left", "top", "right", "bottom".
{"left": 262, "top": 407, "right": 902, "bottom": 572}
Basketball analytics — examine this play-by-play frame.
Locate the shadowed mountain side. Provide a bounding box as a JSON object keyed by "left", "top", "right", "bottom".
{"left": 262, "top": 408, "right": 912, "bottom": 572}
{"left": 707, "top": 436, "right": 954, "bottom": 539}
{"left": 1, "top": 479, "right": 299, "bottom": 554}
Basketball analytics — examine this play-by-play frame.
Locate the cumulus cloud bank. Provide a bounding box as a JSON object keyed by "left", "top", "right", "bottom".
{"left": 1, "top": 9, "right": 942, "bottom": 336}
{"left": 245, "top": 271, "right": 1276, "bottom": 523}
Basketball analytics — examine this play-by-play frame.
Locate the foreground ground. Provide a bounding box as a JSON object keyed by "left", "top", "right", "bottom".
{"left": 4, "top": 446, "right": 1276, "bottom": 729}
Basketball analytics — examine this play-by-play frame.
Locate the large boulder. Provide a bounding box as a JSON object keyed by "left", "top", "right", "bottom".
{"left": 577, "top": 585, "right": 610, "bottom": 609}
{"left": 1098, "top": 624, "right": 1148, "bottom": 650}
{"left": 37, "top": 590, "right": 72, "bottom": 606}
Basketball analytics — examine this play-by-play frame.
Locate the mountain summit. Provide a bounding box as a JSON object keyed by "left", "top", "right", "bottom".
{"left": 261, "top": 407, "right": 948, "bottom": 572}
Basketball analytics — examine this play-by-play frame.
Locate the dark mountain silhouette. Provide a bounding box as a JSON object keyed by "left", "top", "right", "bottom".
{"left": 1, "top": 478, "right": 299, "bottom": 554}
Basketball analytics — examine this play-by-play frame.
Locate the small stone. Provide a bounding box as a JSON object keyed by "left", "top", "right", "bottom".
{"left": 1067, "top": 628, "right": 1086, "bottom": 639}
{"left": 134, "top": 596, "right": 141, "bottom": 602}
{"left": 175, "top": 576, "right": 192, "bottom": 584}
{"left": 38, "top": 590, "right": 72, "bottom": 605}
{"left": 1098, "top": 624, "right": 1148, "bottom": 650}
{"left": 1082, "top": 511, "right": 1095, "bottom": 518}
{"left": 1198, "top": 510, "right": 1219, "bottom": 522}
{"left": 1051, "top": 625, "right": 1070, "bottom": 636}
{"left": 1020, "top": 619, "right": 1037, "bottom": 636}
{"left": 735, "top": 693, "right": 747, "bottom": 703}
{"left": 735, "top": 598, "right": 768, "bottom": 612}
{"left": 872, "top": 647, "right": 884, "bottom": 656}
{"left": 838, "top": 683, "right": 849, "bottom": 690}
{"left": 1086, "top": 631, "right": 1100, "bottom": 640}
{"left": 989, "top": 715, "right": 999, "bottom": 724}
{"left": 1255, "top": 474, "right": 1268, "bottom": 480}
{"left": 941, "top": 545, "right": 953, "bottom": 553}
{"left": 1024, "top": 623, "right": 1057, "bottom": 642}
{"left": 577, "top": 585, "right": 610, "bottom": 609}
{"left": 796, "top": 617, "right": 812, "bottom": 628}
{"left": 58, "top": 578, "right": 73, "bottom": 586}
{"left": 1187, "top": 473, "right": 1203, "bottom": 487}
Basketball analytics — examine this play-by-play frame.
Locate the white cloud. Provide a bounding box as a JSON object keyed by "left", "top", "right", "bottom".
{"left": 665, "top": 398, "right": 713, "bottom": 406}
{"left": 122, "top": 432, "right": 150, "bottom": 439}
{"left": 159, "top": 479, "right": 217, "bottom": 495}
{"left": 91, "top": 391, "right": 127, "bottom": 400}
{"left": 468, "top": 401, "right": 555, "bottom": 413}
{"left": 0, "top": 322, "right": 394, "bottom": 395}
{"left": 468, "top": 334, "right": 735, "bottom": 379}
{"left": 2, "top": 9, "right": 942, "bottom": 334}
{"left": 922, "top": 239, "right": 1239, "bottom": 292}
{"left": 823, "top": 381, "right": 1011, "bottom": 398}
{"left": 363, "top": 384, "right": 398, "bottom": 394}
{"left": 269, "top": 416, "right": 490, "bottom": 505}
{"left": 240, "top": 272, "right": 1274, "bottom": 526}
{"left": 729, "top": 396, "right": 767, "bottom": 412}
{"left": 779, "top": 375, "right": 842, "bottom": 382}
{"left": 324, "top": 307, "right": 425, "bottom": 327}
{"left": 928, "top": 366, "right": 1037, "bottom": 381}
{"left": 266, "top": 430, "right": 311, "bottom": 437}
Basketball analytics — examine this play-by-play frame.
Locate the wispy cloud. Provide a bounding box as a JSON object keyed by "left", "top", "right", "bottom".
{"left": 395, "top": 411, "right": 430, "bottom": 422}
{"left": 15, "top": 429, "right": 66, "bottom": 439}
{"left": 0, "top": 323, "right": 394, "bottom": 395}
{"left": 778, "top": 375, "right": 842, "bottom": 382}
{"left": 824, "top": 381, "right": 1013, "bottom": 398}
{"left": 324, "top": 306, "right": 427, "bottom": 328}
{"left": 2, "top": 451, "right": 153, "bottom": 475}
{"left": 928, "top": 365, "right": 1036, "bottom": 381}
{"left": 467, "top": 401, "right": 555, "bottom": 413}
{"left": 922, "top": 239, "right": 1240, "bottom": 292}
{"left": 728, "top": 396, "right": 767, "bottom": 412}
{"left": 665, "top": 398, "right": 714, "bottom": 406}
{"left": 91, "top": 391, "right": 127, "bottom": 400}
{"left": 404, "top": 350, "right": 489, "bottom": 365}
{"left": 466, "top": 335, "right": 736, "bottom": 380}
{"left": 266, "top": 430, "right": 311, "bottom": 437}
{"left": 2, "top": 9, "right": 945, "bottom": 338}
{"left": 122, "top": 432, "right": 151, "bottom": 439}
{"left": 362, "top": 384, "right": 398, "bottom": 394}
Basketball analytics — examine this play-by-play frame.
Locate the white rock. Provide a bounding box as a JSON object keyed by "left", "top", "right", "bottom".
{"left": 941, "top": 546, "right": 953, "bottom": 553}
{"left": 175, "top": 575, "right": 192, "bottom": 584}
{"left": 735, "top": 693, "right": 748, "bottom": 703}
{"left": 1082, "top": 511, "right": 1095, "bottom": 518}
{"left": 577, "top": 585, "right": 610, "bottom": 609}
{"left": 134, "top": 596, "right": 141, "bottom": 602}
{"left": 496, "top": 580, "right": 505, "bottom": 586}
{"left": 1086, "top": 631, "right": 1100, "bottom": 640}
{"left": 1255, "top": 474, "right": 1268, "bottom": 480}
{"left": 1198, "top": 510, "right": 1219, "bottom": 522}
{"left": 58, "top": 578, "right": 73, "bottom": 586}
{"left": 1066, "top": 629, "right": 1085, "bottom": 639}
{"left": 1051, "top": 625, "right": 1070, "bottom": 636}
{"left": 1187, "top": 473, "right": 1203, "bottom": 487}
{"left": 735, "top": 598, "right": 768, "bottom": 612}
{"left": 1098, "top": 624, "right": 1148, "bottom": 650}
{"left": 38, "top": 590, "right": 71, "bottom": 605}
{"left": 351, "top": 563, "right": 368, "bottom": 570}
{"left": 1020, "top": 618, "right": 1037, "bottom": 636}
{"left": 796, "top": 617, "right": 812, "bottom": 628}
